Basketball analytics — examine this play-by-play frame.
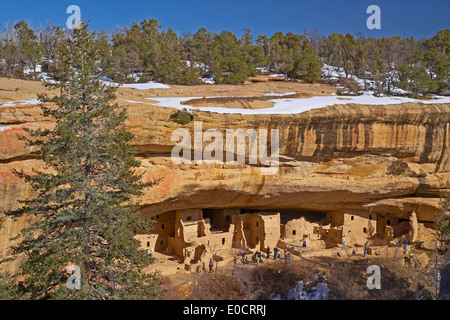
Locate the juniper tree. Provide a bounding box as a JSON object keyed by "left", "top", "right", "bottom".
{"left": 399, "top": 62, "right": 437, "bottom": 97}
{"left": 14, "top": 21, "right": 43, "bottom": 76}
{"left": 4, "top": 22, "right": 162, "bottom": 300}
{"left": 289, "top": 40, "right": 323, "bottom": 83}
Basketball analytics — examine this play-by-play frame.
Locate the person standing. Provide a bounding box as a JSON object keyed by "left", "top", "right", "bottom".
{"left": 342, "top": 236, "right": 346, "bottom": 249}
{"left": 209, "top": 258, "right": 214, "bottom": 273}
{"left": 302, "top": 237, "right": 307, "bottom": 248}
{"left": 242, "top": 251, "right": 246, "bottom": 265}
{"left": 286, "top": 251, "right": 292, "bottom": 261}
{"left": 266, "top": 246, "right": 271, "bottom": 259}
{"left": 403, "top": 239, "right": 408, "bottom": 252}
{"left": 363, "top": 244, "right": 367, "bottom": 258}
{"left": 274, "top": 247, "right": 279, "bottom": 260}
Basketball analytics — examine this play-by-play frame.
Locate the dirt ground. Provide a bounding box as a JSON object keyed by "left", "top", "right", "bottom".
{"left": 158, "top": 245, "right": 437, "bottom": 300}
{"left": 0, "top": 77, "right": 338, "bottom": 106}
{"left": 164, "top": 247, "right": 437, "bottom": 300}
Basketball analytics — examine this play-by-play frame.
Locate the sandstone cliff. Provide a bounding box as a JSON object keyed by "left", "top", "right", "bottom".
{"left": 1, "top": 98, "right": 450, "bottom": 269}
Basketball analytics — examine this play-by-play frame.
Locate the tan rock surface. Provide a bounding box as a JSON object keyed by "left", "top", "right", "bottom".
{"left": 1, "top": 78, "right": 450, "bottom": 271}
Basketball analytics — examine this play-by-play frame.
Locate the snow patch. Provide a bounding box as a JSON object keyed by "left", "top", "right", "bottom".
{"left": 256, "top": 67, "right": 269, "bottom": 73}
{"left": 0, "top": 99, "right": 41, "bottom": 108}
{"left": 124, "top": 100, "right": 144, "bottom": 104}
{"left": 0, "top": 125, "right": 11, "bottom": 132}
{"left": 121, "top": 81, "right": 170, "bottom": 90}
{"left": 99, "top": 77, "right": 170, "bottom": 90}
{"left": 148, "top": 91, "right": 450, "bottom": 115}
{"left": 202, "top": 77, "right": 215, "bottom": 84}
{"left": 263, "top": 91, "right": 298, "bottom": 97}
{"left": 270, "top": 280, "right": 330, "bottom": 300}
{"left": 24, "top": 64, "right": 43, "bottom": 75}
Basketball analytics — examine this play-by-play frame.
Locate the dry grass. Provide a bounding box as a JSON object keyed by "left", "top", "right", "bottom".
{"left": 189, "top": 260, "right": 315, "bottom": 300}
{"left": 181, "top": 254, "right": 438, "bottom": 300}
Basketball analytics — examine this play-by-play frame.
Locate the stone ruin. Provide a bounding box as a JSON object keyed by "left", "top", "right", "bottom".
{"left": 134, "top": 207, "right": 435, "bottom": 271}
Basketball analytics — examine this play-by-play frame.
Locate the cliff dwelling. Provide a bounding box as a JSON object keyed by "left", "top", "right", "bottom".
{"left": 135, "top": 205, "right": 436, "bottom": 272}
{"left": 0, "top": 80, "right": 448, "bottom": 276}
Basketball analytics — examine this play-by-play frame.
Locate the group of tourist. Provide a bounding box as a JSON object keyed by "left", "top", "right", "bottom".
{"left": 236, "top": 236, "right": 410, "bottom": 268}
{"left": 241, "top": 246, "right": 293, "bottom": 265}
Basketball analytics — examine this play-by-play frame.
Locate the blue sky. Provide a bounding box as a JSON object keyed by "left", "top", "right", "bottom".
{"left": 1, "top": 0, "right": 449, "bottom": 39}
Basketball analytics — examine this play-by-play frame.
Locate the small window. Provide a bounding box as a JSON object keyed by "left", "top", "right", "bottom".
{"left": 351, "top": 216, "right": 354, "bottom": 221}
{"left": 162, "top": 224, "right": 165, "bottom": 230}
{"left": 363, "top": 227, "right": 367, "bottom": 233}
{"left": 147, "top": 242, "right": 150, "bottom": 247}
{"left": 256, "top": 222, "right": 259, "bottom": 227}
{"left": 186, "top": 216, "right": 192, "bottom": 221}
{"left": 156, "top": 215, "right": 159, "bottom": 219}
{"left": 387, "top": 220, "right": 391, "bottom": 225}
{"left": 160, "top": 241, "right": 163, "bottom": 245}
{"left": 222, "top": 238, "right": 225, "bottom": 245}
{"left": 226, "top": 215, "right": 230, "bottom": 221}
{"left": 369, "top": 215, "right": 372, "bottom": 220}
{"left": 292, "top": 230, "right": 296, "bottom": 235}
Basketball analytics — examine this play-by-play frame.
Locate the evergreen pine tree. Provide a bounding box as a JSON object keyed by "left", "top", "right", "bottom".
{"left": 14, "top": 20, "right": 43, "bottom": 76}
{"left": 289, "top": 40, "right": 323, "bottom": 83}
{"left": 192, "top": 28, "right": 215, "bottom": 76}
{"left": 0, "top": 272, "right": 23, "bottom": 299}
{"left": 3, "top": 22, "right": 162, "bottom": 300}
{"left": 399, "top": 62, "right": 438, "bottom": 97}
{"left": 212, "top": 31, "right": 252, "bottom": 84}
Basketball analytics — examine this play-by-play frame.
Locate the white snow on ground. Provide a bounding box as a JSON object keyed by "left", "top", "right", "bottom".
{"left": 148, "top": 91, "right": 450, "bottom": 115}
{"left": 24, "top": 64, "right": 42, "bottom": 75}
{"left": 0, "top": 125, "right": 11, "bottom": 132}
{"left": 270, "top": 280, "right": 330, "bottom": 300}
{"left": 0, "top": 99, "right": 41, "bottom": 107}
{"left": 202, "top": 77, "right": 215, "bottom": 84}
{"left": 99, "top": 75, "right": 114, "bottom": 82}
{"left": 121, "top": 81, "right": 170, "bottom": 90}
{"left": 100, "top": 79, "right": 171, "bottom": 90}
{"left": 21, "top": 66, "right": 170, "bottom": 90}
{"left": 23, "top": 64, "right": 57, "bottom": 84}
{"left": 256, "top": 67, "right": 269, "bottom": 73}
{"left": 263, "top": 91, "right": 299, "bottom": 97}
{"left": 321, "top": 63, "right": 412, "bottom": 96}
{"left": 321, "top": 63, "right": 346, "bottom": 80}
{"left": 124, "top": 100, "right": 144, "bottom": 104}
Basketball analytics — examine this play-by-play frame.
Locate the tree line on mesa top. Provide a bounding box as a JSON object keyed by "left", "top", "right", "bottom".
{"left": 0, "top": 19, "right": 449, "bottom": 96}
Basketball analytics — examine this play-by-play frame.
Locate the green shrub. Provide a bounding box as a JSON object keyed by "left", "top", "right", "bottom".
{"left": 171, "top": 108, "right": 193, "bottom": 125}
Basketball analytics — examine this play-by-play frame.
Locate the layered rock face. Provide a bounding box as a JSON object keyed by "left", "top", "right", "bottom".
{"left": 1, "top": 101, "right": 450, "bottom": 269}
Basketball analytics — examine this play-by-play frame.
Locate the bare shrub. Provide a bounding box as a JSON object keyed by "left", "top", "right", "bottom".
{"left": 190, "top": 263, "right": 308, "bottom": 300}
